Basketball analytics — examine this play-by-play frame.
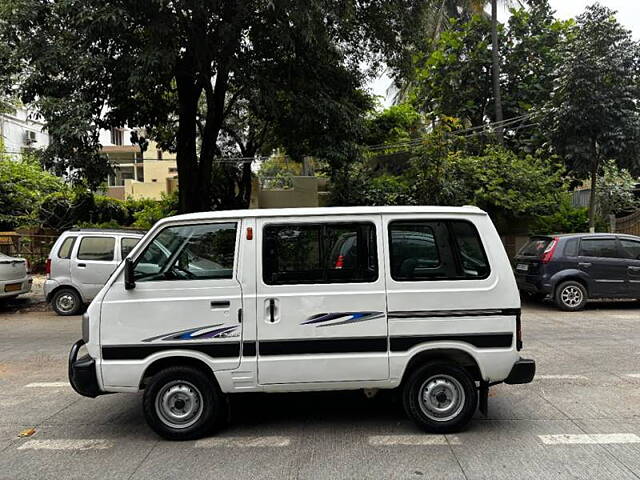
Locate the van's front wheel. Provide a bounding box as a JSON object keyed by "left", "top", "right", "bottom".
{"left": 143, "top": 366, "right": 226, "bottom": 440}
{"left": 402, "top": 363, "right": 477, "bottom": 433}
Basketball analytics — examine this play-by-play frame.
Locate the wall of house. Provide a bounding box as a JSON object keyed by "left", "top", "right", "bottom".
{"left": 0, "top": 107, "right": 49, "bottom": 159}
{"left": 255, "top": 176, "right": 330, "bottom": 209}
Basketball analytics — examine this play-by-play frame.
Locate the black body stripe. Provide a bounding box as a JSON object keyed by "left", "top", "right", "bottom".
{"left": 102, "top": 332, "right": 513, "bottom": 361}
{"left": 388, "top": 308, "right": 520, "bottom": 319}
{"left": 102, "top": 343, "right": 240, "bottom": 360}
{"left": 258, "top": 337, "right": 388, "bottom": 355}
{"left": 243, "top": 341, "right": 257, "bottom": 356}
{"left": 390, "top": 333, "right": 513, "bottom": 351}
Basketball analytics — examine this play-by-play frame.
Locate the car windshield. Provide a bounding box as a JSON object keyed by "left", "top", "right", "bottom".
{"left": 518, "top": 237, "right": 552, "bottom": 258}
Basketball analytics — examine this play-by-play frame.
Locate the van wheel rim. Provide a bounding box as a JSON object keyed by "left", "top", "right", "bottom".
{"left": 155, "top": 380, "right": 203, "bottom": 429}
{"left": 56, "top": 294, "right": 76, "bottom": 313}
{"left": 418, "top": 375, "right": 465, "bottom": 422}
{"left": 561, "top": 286, "right": 583, "bottom": 307}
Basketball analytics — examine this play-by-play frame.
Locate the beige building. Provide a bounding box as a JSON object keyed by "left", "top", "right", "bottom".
{"left": 101, "top": 127, "right": 177, "bottom": 200}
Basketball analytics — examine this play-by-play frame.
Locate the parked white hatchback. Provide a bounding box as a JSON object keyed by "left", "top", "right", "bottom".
{"left": 0, "top": 253, "right": 32, "bottom": 300}
{"left": 68, "top": 206, "right": 535, "bottom": 440}
{"left": 44, "top": 228, "right": 144, "bottom": 315}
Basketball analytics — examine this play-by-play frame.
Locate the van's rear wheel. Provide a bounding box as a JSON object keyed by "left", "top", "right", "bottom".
{"left": 555, "top": 281, "right": 587, "bottom": 311}
{"left": 143, "top": 366, "right": 226, "bottom": 440}
{"left": 51, "top": 288, "right": 82, "bottom": 316}
{"left": 402, "top": 363, "right": 477, "bottom": 433}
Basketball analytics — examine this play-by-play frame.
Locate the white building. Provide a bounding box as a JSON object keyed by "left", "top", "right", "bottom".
{"left": 0, "top": 106, "right": 49, "bottom": 159}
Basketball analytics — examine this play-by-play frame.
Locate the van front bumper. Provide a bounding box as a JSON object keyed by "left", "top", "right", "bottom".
{"left": 504, "top": 358, "right": 536, "bottom": 384}
{"left": 68, "top": 339, "right": 103, "bottom": 398}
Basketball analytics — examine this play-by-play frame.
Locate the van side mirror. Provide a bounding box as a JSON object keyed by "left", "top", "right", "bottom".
{"left": 124, "top": 258, "right": 136, "bottom": 290}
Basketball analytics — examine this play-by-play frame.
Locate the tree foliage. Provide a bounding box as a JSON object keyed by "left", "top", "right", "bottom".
{"left": 596, "top": 159, "right": 639, "bottom": 217}
{"left": 1, "top": 0, "right": 431, "bottom": 212}
{"left": 0, "top": 147, "right": 64, "bottom": 230}
{"left": 543, "top": 4, "right": 640, "bottom": 228}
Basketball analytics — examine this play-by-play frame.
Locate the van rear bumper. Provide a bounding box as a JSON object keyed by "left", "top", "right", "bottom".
{"left": 68, "top": 339, "right": 103, "bottom": 398}
{"left": 504, "top": 358, "right": 536, "bottom": 384}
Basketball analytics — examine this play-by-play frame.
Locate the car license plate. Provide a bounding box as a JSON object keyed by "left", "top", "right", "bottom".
{"left": 4, "top": 282, "right": 22, "bottom": 292}
{"left": 516, "top": 263, "right": 529, "bottom": 272}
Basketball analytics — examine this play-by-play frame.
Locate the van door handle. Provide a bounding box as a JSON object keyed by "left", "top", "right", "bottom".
{"left": 269, "top": 298, "right": 275, "bottom": 323}
{"left": 578, "top": 262, "right": 592, "bottom": 268}
{"left": 210, "top": 300, "right": 230, "bottom": 309}
{"left": 77, "top": 263, "right": 86, "bottom": 268}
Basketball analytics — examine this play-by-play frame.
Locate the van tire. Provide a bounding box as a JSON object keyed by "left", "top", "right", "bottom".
{"left": 555, "top": 281, "right": 587, "bottom": 311}
{"left": 402, "top": 362, "right": 477, "bottom": 433}
{"left": 51, "top": 288, "right": 83, "bottom": 316}
{"left": 143, "top": 366, "right": 226, "bottom": 441}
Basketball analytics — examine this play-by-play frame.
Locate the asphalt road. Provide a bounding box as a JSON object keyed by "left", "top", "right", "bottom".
{"left": 1, "top": 298, "right": 640, "bottom": 479}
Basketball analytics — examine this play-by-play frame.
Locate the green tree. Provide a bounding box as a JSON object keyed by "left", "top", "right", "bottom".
{"left": 0, "top": 146, "right": 65, "bottom": 230}
{"left": 2, "top": 0, "right": 431, "bottom": 213}
{"left": 411, "top": 0, "right": 568, "bottom": 149}
{"left": 544, "top": 4, "right": 640, "bottom": 231}
{"left": 596, "top": 159, "right": 639, "bottom": 217}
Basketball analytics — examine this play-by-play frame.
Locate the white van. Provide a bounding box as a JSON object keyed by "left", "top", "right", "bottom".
{"left": 68, "top": 206, "right": 535, "bottom": 440}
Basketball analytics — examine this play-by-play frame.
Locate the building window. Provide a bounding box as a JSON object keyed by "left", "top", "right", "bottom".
{"left": 169, "top": 167, "right": 178, "bottom": 173}
{"left": 157, "top": 150, "right": 163, "bottom": 160}
{"left": 110, "top": 128, "right": 124, "bottom": 146}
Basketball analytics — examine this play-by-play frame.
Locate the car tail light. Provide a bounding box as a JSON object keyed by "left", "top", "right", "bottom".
{"left": 25, "top": 258, "right": 30, "bottom": 273}
{"left": 540, "top": 237, "right": 559, "bottom": 264}
{"left": 335, "top": 255, "right": 345, "bottom": 269}
{"left": 45, "top": 258, "right": 51, "bottom": 276}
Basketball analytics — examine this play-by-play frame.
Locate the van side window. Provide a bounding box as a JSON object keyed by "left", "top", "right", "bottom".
{"left": 58, "top": 236, "right": 77, "bottom": 259}
{"left": 449, "top": 221, "right": 490, "bottom": 278}
{"left": 263, "top": 222, "right": 378, "bottom": 285}
{"left": 121, "top": 237, "right": 140, "bottom": 258}
{"left": 77, "top": 237, "right": 115, "bottom": 261}
{"left": 389, "top": 220, "right": 489, "bottom": 281}
{"left": 580, "top": 238, "right": 619, "bottom": 258}
{"left": 134, "top": 223, "right": 237, "bottom": 282}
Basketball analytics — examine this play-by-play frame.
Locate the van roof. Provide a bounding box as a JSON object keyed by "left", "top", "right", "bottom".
{"left": 163, "top": 205, "right": 487, "bottom": 223}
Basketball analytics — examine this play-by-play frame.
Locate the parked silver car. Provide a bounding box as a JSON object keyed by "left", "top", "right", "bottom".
{"left": 0, "top": 253, "right": 32, "bottom": 300}
{"left": 44, "top": 228, "right": 145, "bottom": 315}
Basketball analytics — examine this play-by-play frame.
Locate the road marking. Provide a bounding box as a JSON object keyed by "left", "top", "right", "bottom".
{"left": 17, "top": 439, "right": 112, "bottom": 451}
{"left": 539, "top": 434, "right": 640, "bottom": 445}
{"left": 25, "top": 382, "right": 69, "bottom": 388}
{"left": 536, "top": 375, "right": 589, "bottom": 380}
{"left": 625, "top": 374, "right": 640, "bottom": 378}
{"left": 195, "top": 436, "right": 290, "bottom": 448}
{"left": 368, "top": 435, "right": 461, "bottom": 446}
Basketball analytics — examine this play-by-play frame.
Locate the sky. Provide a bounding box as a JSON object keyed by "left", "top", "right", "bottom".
{"left": 369, "top": 0, "right": 640, "bottom": 107}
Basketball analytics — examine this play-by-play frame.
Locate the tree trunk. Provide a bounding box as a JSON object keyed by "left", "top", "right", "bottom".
{"left": 588, "top": 147, "right": 600, "bottom": 233}
{"left": 175, "top": 61, "right": 203, "bottom": 214}
{"left": 491, "top": 0, "right": 504, "bottom": 145}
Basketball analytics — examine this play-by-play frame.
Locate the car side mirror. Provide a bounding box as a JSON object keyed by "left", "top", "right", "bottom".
{"left": 124, "top": 257, "right": 136, "bottom": 290}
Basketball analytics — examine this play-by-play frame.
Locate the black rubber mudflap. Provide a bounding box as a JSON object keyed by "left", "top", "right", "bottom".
{"left": 479, "top": 382, "right": 489, "bottom": 416}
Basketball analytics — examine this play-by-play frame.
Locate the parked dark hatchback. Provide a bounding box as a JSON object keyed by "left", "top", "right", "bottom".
{"left": 514, "top": 233, "right": 640, "bottom": 311}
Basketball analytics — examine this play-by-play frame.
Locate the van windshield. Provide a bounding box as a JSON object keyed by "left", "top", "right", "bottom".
{"left": 518, "top": 237, "right": 552, "bottom": 258}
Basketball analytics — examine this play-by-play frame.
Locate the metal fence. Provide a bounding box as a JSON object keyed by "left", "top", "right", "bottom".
{"left": 0, "top": 233, "right": 58, "bottom": 273}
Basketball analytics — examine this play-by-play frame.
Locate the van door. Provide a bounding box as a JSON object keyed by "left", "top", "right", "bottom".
{"left": 71, "top": 235, "right": 119, "bottom": 300}
{"left": 100, "top": 220, "right": 243, "bottom": 388}
{"left": 256, "top": 216, "right": 388, "bottom": 384}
